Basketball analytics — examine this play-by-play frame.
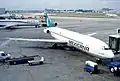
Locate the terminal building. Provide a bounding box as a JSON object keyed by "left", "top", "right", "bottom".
{"left": 0, "top": 8, "right": 5, "bottom": 15}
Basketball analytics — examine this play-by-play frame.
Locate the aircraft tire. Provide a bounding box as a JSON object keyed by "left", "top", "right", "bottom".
{"left": 42, "top": 24, "right": 47, "bottom": 27}
{"left": 13, "top": 61, "right": 17, "bottom": 65}
{"left": 35, "top": 25, "right": 38, "bottom": 28}
{"left": 89, "top": 71, "right": 93, "bottom": 74}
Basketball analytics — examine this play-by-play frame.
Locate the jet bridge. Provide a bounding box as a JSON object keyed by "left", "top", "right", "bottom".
{"left": 109, "top": 35, "right": 120, "bottom": 53}
{"left": 109, "top": 29, "right": 120, "bottom": 54}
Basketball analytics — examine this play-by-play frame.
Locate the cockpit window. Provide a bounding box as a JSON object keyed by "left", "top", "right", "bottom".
{"left": 102, "top": 46, "right": 110, "bottom": 50}
{"left": 104, "top": 48, "right": 110, "bottom": 50}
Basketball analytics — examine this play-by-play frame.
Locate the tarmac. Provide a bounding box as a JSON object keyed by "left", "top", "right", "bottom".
{"left": 0, "top": 16, "right": 120, "bottom": 81}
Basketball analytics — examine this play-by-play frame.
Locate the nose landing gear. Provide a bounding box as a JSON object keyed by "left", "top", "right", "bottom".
{"left": 96, "top": 58, "right": 102, "bottom": 64}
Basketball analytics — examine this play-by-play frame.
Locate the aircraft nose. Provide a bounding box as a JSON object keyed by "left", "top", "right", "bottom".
{"left": 109, "top": 54, "right": 114, "bottom": 58}
{"left": 107, "top": 52, "right": 115, "bottom": 58}
{"left": 102, "top": 50, "right": 115, "bottom": 58}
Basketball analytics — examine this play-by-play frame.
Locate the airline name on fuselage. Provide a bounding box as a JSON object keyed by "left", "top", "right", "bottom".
{"left": 69, "top": 40, "right": 89, "bottom": 52}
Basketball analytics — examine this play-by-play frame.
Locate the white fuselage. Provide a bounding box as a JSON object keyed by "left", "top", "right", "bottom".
{"left": 0, "top": 19, "right": 40, "bottom": 27}
{"left": 46, "top": 27, "right": 114, "bottom": 59}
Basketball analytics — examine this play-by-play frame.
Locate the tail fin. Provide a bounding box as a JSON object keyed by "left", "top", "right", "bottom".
{"left": 44, "top": 12, "right": 57, "bottom": 27}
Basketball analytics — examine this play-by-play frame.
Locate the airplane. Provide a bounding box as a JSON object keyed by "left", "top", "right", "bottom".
{"left": 106, "top": 13, "right": 118, "bottom": 17}
{"left": 8, "top": 14, "right": 115, "bottom": 62}
{"left": 0, "top": 12, "right": 57, "bottom": 29}
{"left": 0, "top": 19, "right": 41, "bottom": 28}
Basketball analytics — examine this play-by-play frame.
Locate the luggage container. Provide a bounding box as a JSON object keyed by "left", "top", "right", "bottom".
{"left": 28, "top": 57, "right": 44, "bottom": 66}
{"left": 84, "top": 60, "right": 98, "bottom": 74}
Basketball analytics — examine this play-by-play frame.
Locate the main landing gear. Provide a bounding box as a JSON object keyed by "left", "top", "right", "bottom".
{"left": 51, "top": 43, "right": 66, "bottom": 50}
{"left": 51, "top": 43, "right": 79, "bottom": 51}
{"left": 35, "top": 25, "right": 40, "bottom": 28}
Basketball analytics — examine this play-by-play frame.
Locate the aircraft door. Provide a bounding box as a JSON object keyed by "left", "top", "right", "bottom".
{"left": 109, "top": 37, "right": 116, "bottom": 49}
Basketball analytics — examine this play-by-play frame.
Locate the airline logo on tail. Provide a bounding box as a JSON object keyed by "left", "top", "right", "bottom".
{"left": 46, "top": 17, "right": 54, "bottom": 27}
{"left": 44, "top": 12, "right": 57, "bottom": 27}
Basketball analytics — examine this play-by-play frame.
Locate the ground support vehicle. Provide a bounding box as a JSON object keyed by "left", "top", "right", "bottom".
{"left": 84, "top": 60, "right": 99, "bottom": 74}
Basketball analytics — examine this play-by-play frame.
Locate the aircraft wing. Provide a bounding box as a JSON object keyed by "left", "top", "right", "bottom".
{"left": 3, "top": 24, "right": 18, "bottom": 28}
{"left": 0, "top": 21, "right": 39, "bottom": 28}
{"left": 87, "top": 33, "right": 96, "bottom": 36}
{"left": 8, "top": 38, "right": 67, "bottom": 43}
{"left": 0, "top": 22, "right": 22, "bottom": 28}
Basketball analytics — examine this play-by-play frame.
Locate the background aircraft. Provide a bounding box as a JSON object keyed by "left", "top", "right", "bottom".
{"left": 0, "top": 12, "right": 57, "bottom": 29}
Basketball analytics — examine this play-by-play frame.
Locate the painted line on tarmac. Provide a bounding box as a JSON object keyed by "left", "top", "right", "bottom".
{"left": 84, "top": 28, "right": 118, "bottom": 36}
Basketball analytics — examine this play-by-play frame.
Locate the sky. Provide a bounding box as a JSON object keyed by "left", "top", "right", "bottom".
{"left": 0, "top": 0, "right": 120, "bottom": 10}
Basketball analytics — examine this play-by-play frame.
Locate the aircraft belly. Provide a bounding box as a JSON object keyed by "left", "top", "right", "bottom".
{"left": 67, "top": 42, "right": 105, "bottom": 58}
{"left": 87, "top": 52, "right": 107, "bottom": 59}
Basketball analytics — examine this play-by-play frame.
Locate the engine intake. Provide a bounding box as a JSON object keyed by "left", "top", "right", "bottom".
{"left": 54, "top": 23, "right": 57, "bottom": 26}
{"left": 46, "top": 30, "right": 50, "bottom": 33}
{"left": 44, "top": 29, "right": 50, "bottom": 33}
